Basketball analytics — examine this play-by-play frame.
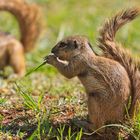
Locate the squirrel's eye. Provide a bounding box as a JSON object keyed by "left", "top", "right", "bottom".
{"left": 73, "top": 40, "right": 78, "bottom": 48}
{"left": 60, "top": 42, "right": 66, "bottom": 48}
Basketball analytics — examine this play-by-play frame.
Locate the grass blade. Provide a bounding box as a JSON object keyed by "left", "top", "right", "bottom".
{"left": 25, "top": 61, "right": 46, "bottom": 77}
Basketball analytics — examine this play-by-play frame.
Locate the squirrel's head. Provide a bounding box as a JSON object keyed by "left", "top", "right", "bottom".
{"left": 51, "top": 35, "right": 95, "bottom": 61}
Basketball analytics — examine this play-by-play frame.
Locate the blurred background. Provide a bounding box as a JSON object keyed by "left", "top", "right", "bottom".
{"left": 0, "top": 0, "right": 140, "bottom": 71}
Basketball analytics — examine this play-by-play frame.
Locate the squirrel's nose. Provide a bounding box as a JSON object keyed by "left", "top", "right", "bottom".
{"left": 51, "top": 48, "right": 56, "bottom": 54}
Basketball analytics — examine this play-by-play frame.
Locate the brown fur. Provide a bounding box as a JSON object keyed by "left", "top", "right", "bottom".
{"left": 45, "top": 35, "right": 131, "bottom": 130}
{"left": 98, "top": 8, "right": 140, "bottom": 117}
{"left": 0, "top": 0, "right": 41, "bottom": 76}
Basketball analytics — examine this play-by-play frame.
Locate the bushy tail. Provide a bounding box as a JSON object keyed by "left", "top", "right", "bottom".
{"left": 98, "top": 8, "right": 140, "bottom": 117}
{"left": 0, "top": 0, "right": 41, "bottom": 52}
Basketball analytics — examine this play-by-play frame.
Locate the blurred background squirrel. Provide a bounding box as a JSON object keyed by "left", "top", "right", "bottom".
{"left": 0, "top": 0, "right": 41, "bottom": 77}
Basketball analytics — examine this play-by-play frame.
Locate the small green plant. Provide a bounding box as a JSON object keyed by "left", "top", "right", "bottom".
{"left": 75, "top": 128, "right": 83, "bottom": 140}
{"left": 15, "top": 82, "right": 55, "bottom": 139}
{"left": 28, "top": 113, "right": 52, "bottom": 140}
{"left": 15, "top": 83, "right": 40, "bottom": 112}
{"left": 56, "top": 125, "right": 83, "bottom": 140}
{"left": 66, "top": 127, "right": 75, "bottom": 140}
{"left": 56, "top": 125, "right": 65, "bottom": 140}
{"left": 0, "top": 98, "right": 6, "bottom": 105}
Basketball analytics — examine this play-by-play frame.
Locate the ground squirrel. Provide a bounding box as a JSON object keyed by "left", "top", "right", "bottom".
{"left": 45, "top": 8, "right": 140, "bottom": 131}
{"left": 0, "top": 0, "right": 41, "bottom": 76}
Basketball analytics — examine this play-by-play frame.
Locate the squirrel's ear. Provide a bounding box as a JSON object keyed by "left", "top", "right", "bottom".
{"left": 88, "top": 42, "right": 93, "bottom": 49}
{"left": 88, "top": 42, "right": 99, "bottom": 55}
{"left": 74, "top": 40, "right": 78, "bottom": 48}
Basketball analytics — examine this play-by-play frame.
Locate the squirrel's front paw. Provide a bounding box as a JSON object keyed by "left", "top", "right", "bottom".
{"left": 44, "top": 54, "right": 57, "bottom": 65}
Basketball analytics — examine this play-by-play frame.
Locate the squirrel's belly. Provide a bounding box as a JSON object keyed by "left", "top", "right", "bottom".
{"left": 78, "top": 67, "right": 130, "bottom": 100}
{"left": 78, "top": 75, "right": 107, "bottom": 94}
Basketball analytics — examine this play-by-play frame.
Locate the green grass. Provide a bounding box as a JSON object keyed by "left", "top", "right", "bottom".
{"left": 0, "top": 0, "right": 140, "bottom": 139}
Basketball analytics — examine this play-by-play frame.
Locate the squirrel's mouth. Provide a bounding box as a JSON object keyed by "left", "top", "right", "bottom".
{"left": 46, "top": 53, "right": 67, "bottom": 61}
{"left": 57, "top": 57, "right": 68, "bottom": 64}
{"left": 51, "top": 53, "right": 68, "bottom": 63}
{"left": 53, "top": 53, "right": 65, "bottom": 61}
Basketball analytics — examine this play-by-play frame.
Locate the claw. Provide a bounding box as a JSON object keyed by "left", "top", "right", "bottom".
{"left": 44, "top": 56, "right": 48, "bottom": 61}
{"left": 44, "top": 53, "right": 55, "bottom": 61}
